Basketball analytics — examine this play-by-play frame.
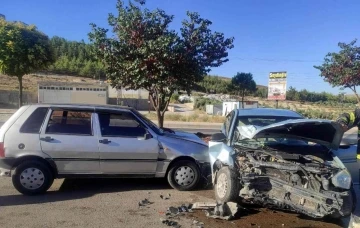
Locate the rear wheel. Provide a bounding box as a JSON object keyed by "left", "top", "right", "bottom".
{"left": 167, "top": 160, "right": 200, "bottom": 191}
{"left": 12, "top": 161, "right": 54, "bottom": 195}
{"left": 215, "top": 166, "right": 240, "bottom": 203}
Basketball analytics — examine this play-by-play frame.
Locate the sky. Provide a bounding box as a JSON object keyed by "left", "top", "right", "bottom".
{"left": 2, "top": 0, "right": 360, "bottom": 94}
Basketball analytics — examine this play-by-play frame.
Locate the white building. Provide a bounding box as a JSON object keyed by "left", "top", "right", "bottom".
{"left": 38, "top": 82, "right": 108, "bottom": 105}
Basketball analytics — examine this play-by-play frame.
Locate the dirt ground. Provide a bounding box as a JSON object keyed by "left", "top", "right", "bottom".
{"left": 0, "top": 177, "right": 349, "bottom": 228}
{"left": 0, "top": 74, "right": 98, "bottom": 92}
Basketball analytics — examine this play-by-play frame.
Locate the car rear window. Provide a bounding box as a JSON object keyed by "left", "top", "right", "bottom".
{"left": 20, "top": 107, "right": 49, "bottom": 133}
{"left": 46, "top": 110, "right": 92, "bottom": 135}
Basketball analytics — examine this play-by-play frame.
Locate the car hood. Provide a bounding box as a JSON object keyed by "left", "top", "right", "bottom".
{"left": 163, "top": 130, "right": 208, "bottom": 146}
{"left": 237, "top": 119, "right": 344, "bottom": 150}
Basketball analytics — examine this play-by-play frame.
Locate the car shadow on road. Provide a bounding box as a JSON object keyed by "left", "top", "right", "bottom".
{"left": 0, "top": 178, "right": 172, "bottom": 207}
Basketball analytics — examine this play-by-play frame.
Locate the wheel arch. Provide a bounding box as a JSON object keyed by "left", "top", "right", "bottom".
{"left": 165, "top": 156, "right": 198, "bottom": 176}
{"left": 12, "top": 155, "right": 58, "bottom": 178}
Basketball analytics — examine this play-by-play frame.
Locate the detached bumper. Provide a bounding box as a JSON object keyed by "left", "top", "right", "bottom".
{"left": 0, "top": 158, "right": 15, "bottom": 177}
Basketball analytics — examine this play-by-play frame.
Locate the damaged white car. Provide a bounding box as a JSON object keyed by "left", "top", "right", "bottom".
{"left": 209, "top": 108, "right": 357, "bottom": 218}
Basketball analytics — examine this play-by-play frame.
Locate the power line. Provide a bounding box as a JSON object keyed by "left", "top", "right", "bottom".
{"left": 231, "top": 57, "right": 323, "bottom": 63}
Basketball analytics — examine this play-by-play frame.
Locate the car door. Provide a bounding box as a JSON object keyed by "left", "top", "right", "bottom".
{"left": 96, "top": 110, "right": 160, "bottom": 175}
{"left": 39, "top": 108, "right": 100, "bottom": 174}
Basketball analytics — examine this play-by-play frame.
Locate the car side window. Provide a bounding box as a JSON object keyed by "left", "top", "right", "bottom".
{"left": 45, "top": 110, "right": 92, "bottom": 135}
{"left": 98, "top": 112, "right": 146, "bottom": 137}
{"left": 20, "top": 107, "right": 49, "bottom": 133}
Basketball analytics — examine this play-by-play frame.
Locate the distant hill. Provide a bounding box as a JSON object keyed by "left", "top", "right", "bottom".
{"left": 208, "top": 75, "right": 267, "bottom": 89}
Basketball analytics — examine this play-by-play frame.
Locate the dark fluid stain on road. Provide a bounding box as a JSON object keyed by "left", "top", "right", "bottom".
{"left": 187, "top": 208, "right": 343, "bottom": 228}
{"left": 192, "top": 188, "right": 344, "bottom": 228}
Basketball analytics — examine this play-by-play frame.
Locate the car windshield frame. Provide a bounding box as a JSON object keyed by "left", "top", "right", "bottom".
{"left": 131, "top": 110, "right": 164, "bottom": 135}
{"left": 231, "top": 115, "right": 303, "bottom": 147}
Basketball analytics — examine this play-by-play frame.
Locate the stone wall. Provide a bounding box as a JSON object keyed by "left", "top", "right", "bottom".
{"left": 0, "top": 90, "right": 37, "bottom": 106}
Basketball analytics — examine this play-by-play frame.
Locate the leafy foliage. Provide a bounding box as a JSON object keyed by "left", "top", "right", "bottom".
{"left": 196, "top": 75, "right": 231, "bottom": 94}
{"left": 89, "top": 0, "right": 234, "bottom": 127}
{"left": 47, "top": 36, "right": 105, "bottom": 79}
{"left": 314, "top": 39, "right": 360, "bottom": 103}
{"left": 254, "top": 87, "right": 268, "bottom": 98}
{"left": 229, "top": 72, "right": 257, "bottom": 105}
{"left": 0, "top": 19, "right": 54, "bottom": 106}
{"left": 285, "top": 86, "right": 357, "bottom": 104}
{"left": 194, "top": 97, "right": 221, "bottom": 111}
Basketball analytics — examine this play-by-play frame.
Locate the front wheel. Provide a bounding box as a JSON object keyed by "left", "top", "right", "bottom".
{"left": 167, "top": 160, "right": 201, "bottom": 191}
{"left": 12, "top": 161, "right": 54, "bottom": 195}
{"left": 215, "top": 166, "right": 240, "bottom": 203}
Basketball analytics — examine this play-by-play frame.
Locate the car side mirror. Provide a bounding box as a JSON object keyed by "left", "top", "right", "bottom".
{"left": 144, "top": 132, "right": 152, "bottom": 140}
{"left": 211, "top": 132, "right": 227, "bottom": 142}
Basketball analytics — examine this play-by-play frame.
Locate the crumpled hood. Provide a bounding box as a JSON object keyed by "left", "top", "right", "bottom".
{"left": 238, "top": 119, "right": 344, "bottom": 150}
{"left": 163, "top": 130, "right": 208, "bottom": 146}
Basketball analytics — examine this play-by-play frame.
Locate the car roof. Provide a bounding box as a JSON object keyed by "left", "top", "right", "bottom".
{"left": 25, "top": 103, "right": 134, "bottom": 111}
{"left": 236, "top": 108, "right": 303, "bottom": 118}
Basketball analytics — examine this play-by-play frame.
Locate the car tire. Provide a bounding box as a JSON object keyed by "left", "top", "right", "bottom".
{"left": 215, "top": 166, "right": 239, "bottom": 203}
{"left": 12, "top": 160, "right": 54, "bottom": 195}
{"left": 167, "top": 160, "right": 201, "bottom": 191}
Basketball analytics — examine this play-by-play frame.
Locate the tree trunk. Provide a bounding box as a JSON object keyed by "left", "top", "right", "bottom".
{"left": 18, "top": 75, "right": 23, "bottom": 107}
{"left": 157, "top": 109, "right": 165, "bottom": 128}
{"left": 148, "top": 90, "right": 171, "bottom": 128}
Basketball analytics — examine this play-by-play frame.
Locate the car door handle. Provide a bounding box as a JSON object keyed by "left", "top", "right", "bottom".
{"left": 99, "top": 139, "right": 111, "bottom": 144}
{"left": 40, "top": 136, "right": 54, "bottom": 142}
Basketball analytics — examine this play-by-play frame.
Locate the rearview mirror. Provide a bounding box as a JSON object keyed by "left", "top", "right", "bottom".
{"left": 211, "top": 132, "right": 227, "bottom": 142}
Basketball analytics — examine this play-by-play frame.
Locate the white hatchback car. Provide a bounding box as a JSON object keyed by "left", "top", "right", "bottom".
{"left": 0, "top": 104, "right": 210, "bottom": 195}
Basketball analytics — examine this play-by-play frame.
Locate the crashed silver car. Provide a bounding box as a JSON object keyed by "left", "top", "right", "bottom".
{"left": 0, "top": 104, "right": 209, "bottom": 195}
{"left": 209, "top": 108, "right": 356, "bottom": 218}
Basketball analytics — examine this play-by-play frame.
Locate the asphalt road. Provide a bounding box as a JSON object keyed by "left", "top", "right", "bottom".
{"left": 0, "top": 177, "right": 351, "bottom": 228}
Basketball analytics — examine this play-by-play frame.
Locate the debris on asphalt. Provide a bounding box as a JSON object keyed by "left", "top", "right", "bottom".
{"left": 138, "top": 198, "right": 153, "bottom": 207}
{"left": 191, "top": 202, "right": 217, "bottom": 210}
{"left": 168, "top": 206, "right": 180, "bottom": 216}
{"left": 160, "top": 193, "right": 171, "bottom": 200}
{"left": 204, "top": 202, "right": 239, "bottom": 221}
{"left": 160, "top": 204, "right": 200, "bottom": 228}
{"left": 192, "top": 220, "right": 204, "bottom": 228}
{"left": 160, "top": 218, "right": 181, "bottom": 228}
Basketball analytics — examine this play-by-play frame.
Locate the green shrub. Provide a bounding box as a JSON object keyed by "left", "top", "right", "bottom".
{"left": 170, "top": 93, "right": 180, "bottom": 103}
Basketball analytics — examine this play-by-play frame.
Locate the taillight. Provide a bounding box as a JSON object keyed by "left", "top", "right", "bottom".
{"left": 0, "top": 143, "right": 4, "bottom": 158}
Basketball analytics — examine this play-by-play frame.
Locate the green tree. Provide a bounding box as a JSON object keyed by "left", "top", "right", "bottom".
{"left": 0, "top": 19, "right": 54, "bottom": 106}
{"left": 255, "top": 87, "right": 268, "bottom": 98}
{"left": 229, "top": 72, "right": 257, "bottom": 108}
{"left": 89, "top": 0, "right": 234, "bottom": 127}
{"left": 314, "top": 39, "right": 360, "bottom": 103}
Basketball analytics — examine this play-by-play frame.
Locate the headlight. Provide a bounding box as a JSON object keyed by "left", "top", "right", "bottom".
{"left": 332, "top": 169, "right": 352, "bottom": 189}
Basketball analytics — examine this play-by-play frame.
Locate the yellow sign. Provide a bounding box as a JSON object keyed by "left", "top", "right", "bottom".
{"left": 269, "top": 72, "right": 287, "bottom": 79}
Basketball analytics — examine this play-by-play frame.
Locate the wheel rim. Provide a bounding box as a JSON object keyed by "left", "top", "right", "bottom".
{"left": 19, "top": 168, "right": 45, "bottom": 190}
{"left": 216, "top": 173, "right": 228, "bottom": 198}
{"left": 174, "top": 166, "right": 195, "bottom": 186}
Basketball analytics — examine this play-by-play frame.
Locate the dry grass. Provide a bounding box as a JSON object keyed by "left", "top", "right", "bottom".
{"left": 0, "top": 74, "right": 98, "bottom": 92}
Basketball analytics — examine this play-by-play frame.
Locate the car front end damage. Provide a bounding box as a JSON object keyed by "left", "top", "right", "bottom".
{"left": 209, "top": 119, "right": 356, "bottom": 219}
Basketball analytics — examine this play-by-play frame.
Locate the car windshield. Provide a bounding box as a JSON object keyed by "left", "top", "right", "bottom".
{"left": 132, "top": 110, "right": 164, "bottom": 135}
{"left": 233, "top": 115, "right": 306, "bottom": 148}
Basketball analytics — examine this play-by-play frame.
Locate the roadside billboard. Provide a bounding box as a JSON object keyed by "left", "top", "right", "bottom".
{"left": 267, "top": 71, "right": 287, "bottom": 100}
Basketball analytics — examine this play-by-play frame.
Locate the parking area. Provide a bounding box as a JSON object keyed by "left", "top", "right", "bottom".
{"left": 0, "top": 177, "right": 356, "bottom": 228}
